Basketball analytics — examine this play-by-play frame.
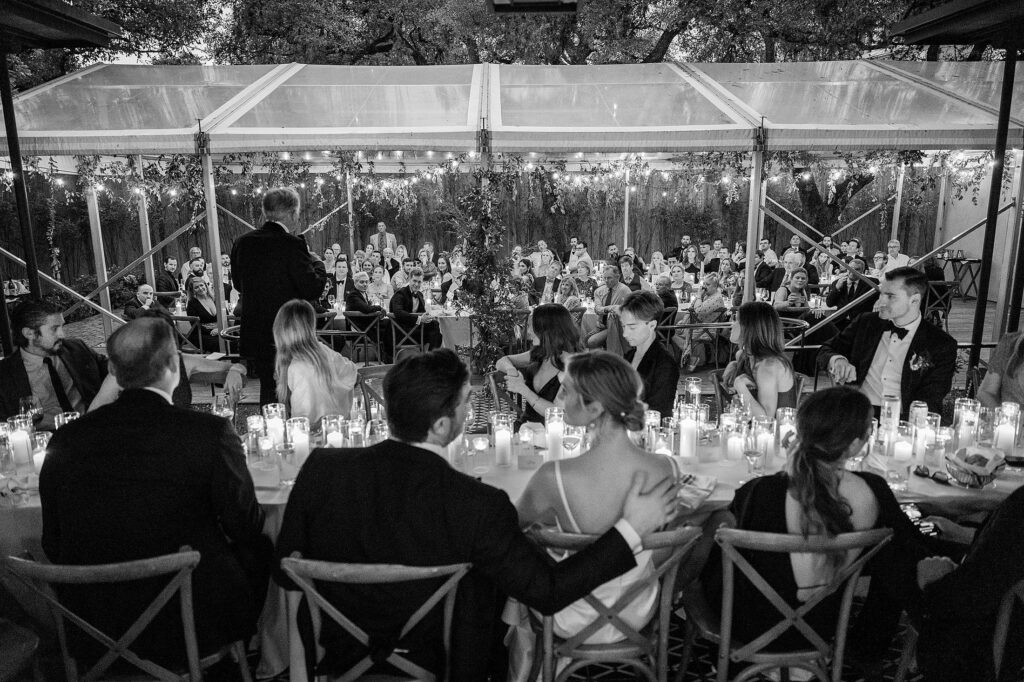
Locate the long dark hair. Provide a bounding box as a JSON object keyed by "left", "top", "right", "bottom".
{"left": 789, "top": 387, "right": 872, "bottom": 552}
{"left": 529, "top": 304, "right": 583, "bottom": 370}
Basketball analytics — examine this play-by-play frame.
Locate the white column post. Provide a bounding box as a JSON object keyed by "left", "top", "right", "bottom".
{"left": 85, "top": 186, "right": 113, "bottom": 339}
{"left": 133, "top": 155, "right": 156, "bottom": 287}
{"left": 346, "top": 172, "right": 356, "bottom": 257}
{"left": 744, "top": 152, "right": 765, "bottom": 303}
{"left": 890, "top": 162, "right": 906, "bottom": 242}
{"left": 201, "top": 153, "right": 228, "bottom": 352}
{"left": 623, "top": 168, "right": 631, "bottom": 249}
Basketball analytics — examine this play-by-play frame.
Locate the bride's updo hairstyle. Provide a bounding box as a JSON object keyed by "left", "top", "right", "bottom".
{"left": 565, "top": 351, "right": 646, "bottom": 431}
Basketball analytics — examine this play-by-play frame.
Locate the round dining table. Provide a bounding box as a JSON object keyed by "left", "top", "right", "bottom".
{"left": 2, "top": 439, "right": 1021, "bottom": 681}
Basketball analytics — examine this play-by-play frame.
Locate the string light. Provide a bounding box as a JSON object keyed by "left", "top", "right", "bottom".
{"left": 280, "top": 152, "right": 290, "bottom": 160}
{"left": 169, "top": 189, "right": 178, "bottom": 197}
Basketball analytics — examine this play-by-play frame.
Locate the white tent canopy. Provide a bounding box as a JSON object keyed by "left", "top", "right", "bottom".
{"left": 1, "top": 60, "right": 1021, "bottom": 157}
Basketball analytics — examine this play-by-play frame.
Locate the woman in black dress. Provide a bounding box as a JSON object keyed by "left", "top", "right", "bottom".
{"left": 494, "top": 304, "right": 583, "bottom": 424}
{"left": 185, "top": 278, "right": 220, "bottom": 351}
{"left": 698, "top": 387, "right": 936, "bottom": 669}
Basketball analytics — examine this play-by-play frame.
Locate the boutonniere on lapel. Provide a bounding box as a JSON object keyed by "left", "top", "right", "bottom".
{"left": 909, "top": 351, "right": 934, "bottom": 373}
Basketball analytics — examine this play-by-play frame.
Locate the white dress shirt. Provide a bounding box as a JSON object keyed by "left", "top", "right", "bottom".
{"left": 862, "top": 314, "right": 922, "bottom": 407}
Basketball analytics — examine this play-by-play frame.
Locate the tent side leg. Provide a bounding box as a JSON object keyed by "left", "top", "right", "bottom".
{"left": 346, "top": 172, "right": 356, "bottom": 258}
{"left": 970, "top": 53, "right": 1017, "bottom": 369}
{"left": 623, "top": 168, "right": 631, "bottom": 249}
{"left": 890, "top": 162, "right": 906, "bottom": 243}
{"left": 134, "top": 155, "right": 156, "bottom": 287}
{"left": 85, "top": 186, "right": 113, "bottom": 339}
{"left": 202, "top": 153, "right": 227, "bottom": 353}
{"left": 744, "top": 152, "right": 764, "bottom": 303}
{"left": 996, "top": 151, "right": 1024, "bottom": 337}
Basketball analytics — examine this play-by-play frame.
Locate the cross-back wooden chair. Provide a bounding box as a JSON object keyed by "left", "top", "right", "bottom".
{"left": 676, "top": 527, "right": 892, "bottom": 682}
{"left": 486, "top": 370, "right": 523, "bottom": 421}
{"left": 525, "top": 526, "right": 703, "bottom": 682}
{"left": 356, "top": 364, "right": 392, "bottom": 422}
{"left": 993, "top": 577, "right": 1024, "bottom": 680}
{"left": 924, "top": 281, "right": 957, "bottom": 331}
{"left": 388, "top": 313, "right": 428, "bottom": 363}
{"left": 324, "top": 311, "right": 384, "bottom": 364}
{"left": 1, "top": 548, "right": 251, "bottom": 682}
{"left": 280, "top": 554, "right": 471, "bottom": 682}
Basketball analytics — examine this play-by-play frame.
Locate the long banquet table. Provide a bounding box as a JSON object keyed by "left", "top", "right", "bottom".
{"left": 2, "top": 442, "right": 1022, "bottom": 680}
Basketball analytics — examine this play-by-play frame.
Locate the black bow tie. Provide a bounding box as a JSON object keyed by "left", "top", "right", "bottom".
{"left": 885, "top": 321, "right": 909, "bottom": 340}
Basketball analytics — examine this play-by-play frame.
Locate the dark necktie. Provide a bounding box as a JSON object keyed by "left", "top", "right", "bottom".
{"left": 44, "top": 357, "right": 74, "bottom": 412}
{"left": 885, "top": 321, "right": 909, "bottom": 340}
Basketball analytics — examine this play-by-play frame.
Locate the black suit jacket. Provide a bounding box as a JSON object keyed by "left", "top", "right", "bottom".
{"left": 753, "top": 262, "right": 775, "bottom": 290}
{"left": 274, "top": 441, "right": 636, "bottom": 679}
{"left": 625, "top": 340, "right": 680, "bottom": 418}
{"left": 345, "top": 289, "right": 383, "bottom": 316}
{"left": 533, "top": 276, "right": 561, "bottom": 296}
{"left": 824, "top": 278, "right": 878, "bottom": 325}
{"left": 123, "top": 296, "right": 171, "bottom": 321}
{"left": 817, "top": 312, "right": 957, "bottom": 417}
{"left": 389, "top": 285, "right": 427, "bottom": 328}
{"left": 155, "top": 271, "right": 179, "bottom": 306}
{"left": 230, "top": 222, "right": 327, "bottom": 360}
{"left": 40, "top": 389, "right": 266, "bottom": 665}
{"left": 0, "top": 339, "right": 107, "bottom": 423}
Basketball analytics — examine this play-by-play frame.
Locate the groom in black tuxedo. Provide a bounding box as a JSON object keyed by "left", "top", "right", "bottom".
{"left": 274, "top": 349, "right": 679, "bottom": 680}
{"left": 817, "top": 266, "right": 957, "bottom": 418}
{"left": 389, "top": 267, "right": 443, "bottom": 349}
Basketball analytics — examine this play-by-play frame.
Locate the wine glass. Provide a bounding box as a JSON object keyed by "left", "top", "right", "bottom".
{"left": 327, "top": 294, "right": 336, "bottom": 307}
{"left": 212, "top": 393, "right": 235, "bottom": 423}
{"left": 277, "top": 443, "right": 299, "bottom": 486}
{"left": 469, "top": 436, "right": 489, "bottom": 475}
{"left": 18, "top": 396, "right": 41, "bottom": 418}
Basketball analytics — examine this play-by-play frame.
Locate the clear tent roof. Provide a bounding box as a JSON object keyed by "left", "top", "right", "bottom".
{"left": 1, "top": 60, "right": 1021, "bottom": 157}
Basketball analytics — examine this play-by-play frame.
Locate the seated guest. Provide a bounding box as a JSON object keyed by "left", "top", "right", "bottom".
{"left": 323, "top": 247, "right": 336, "bottom": 273}
{"left": 881, "top": 239, "right": 911, "bottom": 274}
{"left": 441, "top": 266, "right": 465, "bottom": 305}
{"left": 436, "top": 255, "right": 453, "bottom": 284}
{"left": 345, "top": 271, "right": 390, "bottom": 362}
{"left": 513, "top": 273, "right": 539, "bottom": 310}
{"left": 769, "top": 251, "right": 818, "bottom": 291}
{"left": 699, "top": 387, "right": 934, "bottom": 667}
{"left": 698, "top": 242, "right": 720, "bottom": 278}
{"left": 535, "top": 259, "right": 563, "bottom": 303}
{"left": 123, "top": 282, "right": 170, "bottom": 320}
{"left": 274, "top": 349, "right": 679, "bottom": 678}
{"left": 417, "top": 248, "right": 439, "bottom": 279}
{"left": 842, "top": 238, "right": 862, "bottom": 263}
{"left": 568, "top": 241, "right": 593, "bottom": 274}
{"left": 274, "top": 299, "right": 357, "bottom": 426}
{"left": 618, "top": 255, "right": 652, "bottom": 292}
{"left": 818, "top": 266, "right": 957, "bottom": 418}
{"left": 668, "top": 265, "right": 692, "bottom": 302}
{"left": 824, "top": 258, "right": 877, "bottom": 330}
{"left": 1, "top": 300, "right": 107, "bottom": 430}
{"left": 977, "top": 329, "right": 1024, "bottom": 408}
{"left": 718, "top": 258, "right": 740, "bottom": 297}
{"left": 674, "top": 273, "right": 726, "bottom": 373}
{"left": 731, "top": 242, "right": 746, "bottom": 267}
{"left": 332, "top": 260, "right": 357, "bottom": 300}
{"left": 553, "top": 276, "right": 582, "bottom": 311}
{"left": 752, "top": 250, "right": 775, "bottom": 292}
{"left": 40, "top": 318, "right": 271, "bottom": 669}
{"left": 367, "top": 265, "right": 394, "bottom": 305}
{"left": 389, "top": 267, "right": 442, "bottom": 349}
{"left": 810, "top": 249, "right": 837, "bottom": 282}
{"left": 182, "top": 256, "right": 209, "bottom": 291}
{"left": 497, "top": 304, "right": 583, "bottom": 424}
{"left": 623, "top": 247, "right": 646, "bottom": 275}
{"left": 772, "top": 266, "right": 810, "bottom": 318}
{"left": 381, "top": 247, "right": 400, "bottom": 278}
{"left": 655, "top": 274, "right": 680, "bottom": 312}
{"left": 916, "top": 487, "right": 1024, "bottom": 682}
{"left": 619, "top": 292, "right": 679, "bottom": 418}
{"left": 722, "top": 302, "right": 797, "bottom": 417}
{"left": 758, "top": 238, "right": 779, "bottom": 267}
{"left": 780, "top": 234, "right": 806, "bottom": 262}
{"left": 869, "top": 251, "right": 887, "bottom": 278}
{"left": 394, "top": 244, "right": 409, "bottom": 265}
{"left": 508, "top": 351, "right": 676, "bottom": 667}
{"left": 586, "top": 266, "right": 630, "bottom": 350}
{"left": 573, "top": 261, "right": 597, "bottom": 299}
{"left": 391, "top": 257, "right": 415, "bottom": 289}
{"left": 185, "top": 277, "right": 221, "bottom": 351}
{"left": 155, "top": 256, "right": 180, "bottom": 306}
{"left": 680, "top": 246, "right": 702, "bottom": 282}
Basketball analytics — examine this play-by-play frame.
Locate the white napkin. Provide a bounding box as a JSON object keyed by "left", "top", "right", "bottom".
{"left": 676, "top": 472, "right": 717, "bottom": 510}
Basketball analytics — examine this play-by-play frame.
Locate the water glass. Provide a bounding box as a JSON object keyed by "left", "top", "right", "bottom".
{"left": 880, "top": 395, "right": 901, "bottom": 435}
{"left": 976, "top": 407, "right": 997, "bottom": 447}
{"left": 18, "top": 396, "right": 41, "bottom": 418}
{"left": 953, "top": 398, "right": 981, "bottom": 449}
{"left": 995, "top": 403, "right": 1019, "bottom": 455}
{"left": 212, "top": 393, "right": 235, "bottom": 423}
{"left": 286, "top": 417, "right": 311, "bottom": 468}
{"left": 684, "top": 377, "right": 702, "bottom": 405}
{"left": 54, "top": 411, "right": 79, "bottom": 429}
{"left": 321, "top": 415, "right": 347, "bottom": 447}
{"left": 887, "top": 421, "right": 914, "bottom": 491}
{"left": 276, "top": 443, "right": 299, "bottom": 485}
{"left": 365, "top": 419, "right": 389, "bottom": 445}
{"left": 0, "top": 439, "right": 15, "bottom": 476}
{"left": 743, "top": 433, "right": 765, "bottom": 477}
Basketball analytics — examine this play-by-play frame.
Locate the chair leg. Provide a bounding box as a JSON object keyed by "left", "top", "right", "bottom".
{"left": 672, "top": 622, "right": 697, "bottom": 682}
{"left": 893, "top": 625, "right": 918, "bottom": 682}
{"left": 232, "top": 641, "right": 253, "bottom": 682}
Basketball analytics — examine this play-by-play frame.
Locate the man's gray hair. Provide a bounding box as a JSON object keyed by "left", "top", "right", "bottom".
{"left": 262, "top": 187, "right": 300, "bottom": 220}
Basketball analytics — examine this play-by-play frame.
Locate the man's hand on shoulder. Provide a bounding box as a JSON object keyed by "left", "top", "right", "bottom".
{"left": 622, "top": 471, "right": 679, "bottom": 537}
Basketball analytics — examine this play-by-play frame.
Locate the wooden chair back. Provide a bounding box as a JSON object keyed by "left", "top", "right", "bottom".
{"left": 388, "top": 313, "right": 427, "bottom": 363}
{"left": 341, "top": 311, "right": 385, "bottom": 364}
{"left": 924, "top": 281, "right": 957, "bottom": 330}
{"left": 280, "top": 554, "right": 471, "bottom": 681}
{"left": 2, "top": 549, "right": 204, "bottom": 682}
{"left": 526, "top": 526, "right": 703, "bottom": 682}
{"left": 356, "top": 364, "right": 392, "bottom": 422}
{"left": 713, "top": 527, "right": 892, "bottom": 682}
{"left": 993, "top": 577, "right": 1024, "bottom": 679}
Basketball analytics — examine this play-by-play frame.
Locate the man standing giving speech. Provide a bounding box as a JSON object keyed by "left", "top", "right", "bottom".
{"left": 817, "top": 267, "right": 956, "bottom": 418}
{"left": 231, "top": 187, "right": 327, "bottom": 404}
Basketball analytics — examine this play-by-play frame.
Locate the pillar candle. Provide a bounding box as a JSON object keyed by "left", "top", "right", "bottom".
{"left": 495, "top": 429, "right": 512, "bottom": 467}
{"left": 546, "top": 421, "right": 564, "bottom": 461}
{"left": 325, "top": 431, "right": 344, "bottom": 448}
{"left": 292, "top": 433, "right": 310, "bottom": 467}
{"left": 266, "top": 417, "right": 285, "bottom": 446}
{"left": 679, "top": 418, "right": 698, "bottom": 463}
{"left": 994, "top": 424, "right": 1016, "bottom": 452}
{"left": 10, "top": 430, "right": 31, "bottom": 467}
{"left": 727, "top": 435, "right": 744, "bottom": 461}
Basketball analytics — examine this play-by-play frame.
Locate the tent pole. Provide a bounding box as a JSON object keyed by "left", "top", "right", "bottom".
{"left": 757, "top": 179, "right": 767, "bottom": 241}
{"left": 133, "top": 155, "right": 156, "bottom": 287}
{"left": 0, "top": 254, "right": 12, "bottom": 354}
{"left": 346, "top": 172, "right": 355, "bottom": 257}
{"left": 623, "top": 168, "right": 630, "bottom": 249}
{"left": 0, "top": 52, "right": 42, "bottom": 300}
{"left": 201, "top": 153, "right": 228, "bottom": 353}
{"left": 934, "top": 172, "right": 949, "bottom": 251}
{"left": 890, "top": 162, "right": 906, "bottom": 243}
{"left": 970, "top": 51, "right": 1016, "bottom": 368}
{"left": 85, "top": 186, "right": 113, "bottom": 339}
{"left": 996, "top": 150, "right": 1024, "bottom": 337}
{"left": 744, "top": 152, "right": 764, "bottom": 303}
{"left": 1005, "top": 154, "right": 1024, "bottom": 333}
